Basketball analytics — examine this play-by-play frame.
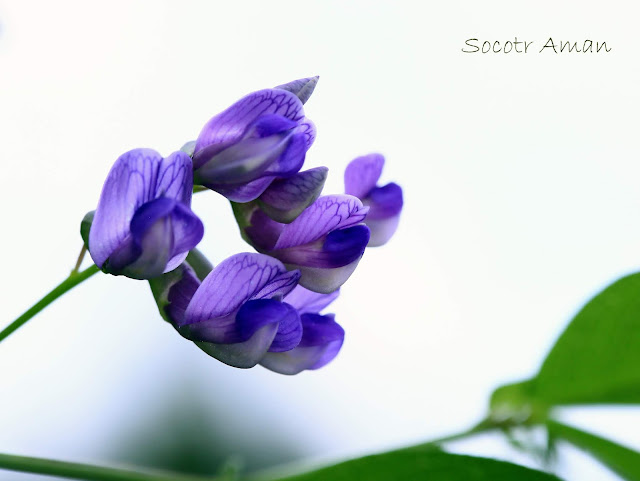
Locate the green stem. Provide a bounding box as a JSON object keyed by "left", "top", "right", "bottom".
{"left": 72, "top": 244, "right": 88, "bottom": 274}
{"left": 547, "top": 419, "right": 640, "bottom": 481}
{"left": 193, "top": 185, "right": 208, "bottom": 194}
{"left": 0, "top": 453, "right": 216, "bottom": 481}
{"left": 413, "top": 417, "right": 497, "bottom": 448}
{"left": 0, "top": 264, "right": 100, "bottom": 343}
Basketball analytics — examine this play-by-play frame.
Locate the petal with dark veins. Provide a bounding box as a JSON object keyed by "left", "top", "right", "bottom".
{"left": 183, "top": 253, "right": 293, "bottom": 324}
{"left": 344, "top": 153, "right": 385, "bottom": 199}
{"left": 273, "top": 195, "right": 369, "bottom": 250}
{"left": 257, "top": 167, "right": 328, "bottom": 223}
{"left": 195, "top": 89, "right": 304, "bottom": 153}
{"left": 89, "top": 148, "right": 163, "bottom": 268}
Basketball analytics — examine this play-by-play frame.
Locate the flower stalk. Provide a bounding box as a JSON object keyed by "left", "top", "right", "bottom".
{"left": 0, "top": 264, "right": 100, "bottom": 343}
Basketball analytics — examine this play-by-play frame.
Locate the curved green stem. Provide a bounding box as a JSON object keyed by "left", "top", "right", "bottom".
{"left": 0, "top": 453, "right": 216, "bottom": 481}
{"left": 412, "top": 417, "right": 498, "bottom": 448}
{"left": 0, "top": 264, "right": 100, "bottom": 343}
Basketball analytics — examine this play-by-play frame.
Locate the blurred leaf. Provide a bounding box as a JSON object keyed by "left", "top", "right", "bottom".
{"left": 271, "top": 450, "right": 563, "bottom": 481}
{"left": 547, "top": 420, "right": 640, "bottom": 481}
{"left": 108, "top": 379, "right": 307, "bottom": 477}
{"left": 492, "top": 273, "right": 640, "bottom": 413}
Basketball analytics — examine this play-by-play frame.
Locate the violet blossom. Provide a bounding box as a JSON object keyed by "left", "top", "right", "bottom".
{"left": 191, "top": 78, "right": 318, "bottom": 202}
{"left": 344, "top": 153, "right": 403, "bottom": 246}
{"left": 149, "top": 252, "right": 344, "bottom": 374}
{"left": 88, "top": 148, "right": 204, "bottom": 279}
{"left": 236, "top": 195, "right": 370, "bottom": 294}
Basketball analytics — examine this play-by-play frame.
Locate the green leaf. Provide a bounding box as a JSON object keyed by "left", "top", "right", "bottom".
{"left": 271, "top": 450, "right": 563, "bottom": 481}
{"left": 548, "top": 420, "right": 640, "bottom": 481}
{"left": 80, "top": 210, "right": 95, "bottom": 249}
{"left": 492, "top": 272, "right": 640, "bottom": 413}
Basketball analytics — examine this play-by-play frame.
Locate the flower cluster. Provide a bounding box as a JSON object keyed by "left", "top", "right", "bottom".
{"left": 81, "top": 77, "right": 403, "bottom": 374}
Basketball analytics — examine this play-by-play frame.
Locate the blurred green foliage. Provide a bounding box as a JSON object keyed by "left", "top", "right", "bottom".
{"left": 273, "top": 450, "right": 561, "bottom": 481}
{"left": 108, "top": 379, "right": 306, "bottom": 477}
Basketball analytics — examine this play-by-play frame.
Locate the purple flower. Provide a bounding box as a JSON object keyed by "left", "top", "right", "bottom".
{"left": 154, "top": 252, "right": 302, "bottom": 369}
{"left": 237, "top": 195, "right": 370, "bottom": 294}
{"left": 344, "top": 153, "right": 403, "bottom": 246}
{"left": 88, "top": 148, "right": 204, "bottom": 279}
{"left": 191, "top": 79, "right": 318, "bottom": 203}
{"left": 149, "top": 252, "right": 345, "bottom": 374}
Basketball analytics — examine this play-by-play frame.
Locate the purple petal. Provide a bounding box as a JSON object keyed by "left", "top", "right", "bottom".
{"left": 300, "top": 313, "right": 345, "bottom": 369}
{"left": 273, "top": 225, "right": 370, "bottom": 268}
{"left": 178, "top": 311, "right": 238, "bottom": 343}
{"left": 260, "top": 313, "right": 344, "bottom": 375}
{"left": 284, "top": 285, "right": 339, "bottom": 314}
{"left": 257, "top": 167, "right": 328, "bottom": 223}
{"left": 195, "top": 89, "right": 304, "bottom": 153}
{"left": 237, "top": 299, "right": 299, "bottom": 350}
{"left": 245, "top": 209, "right": 284, "bottom": 251}
{"left": 179, "top": 269, "right": 300, "bottom": 345}
{"left": 183, "top": 297, "right": 295, "bottom": 346}
{"left": 165, "top": 264, "right": 201, "bottom": 327}
{"left": 148, "top": 262, "right": 200, "bottom": 327}
{"left": 193, "top": 133, "right": 292, "bottom": 185}
{"left": 275, "top": 76, "right": 319, "bottom": 105}
{"left": 344, "top": 153, "right": 385, "bottom": 199}
{"left": 123, "top": 198, "right": 203, "bottom": 277}
{"left": 89, "top": 149, "right": 194, "bottom": 272}
{"left": 273, "top": 195, "right": 369, "bottom": 250}
{"left": 101, "top": 235, "right": 140, "bottom": 274}
{"left": 294, "top": 258, "right": 364, "bottom": 294}
{"left": 129, "top": 197, "right": 177, "bottom": 243}
{"left": 155, "top": 151, "right": 193, "bottom": 205}
{"left": 252, "top": 269, "right": 301, "bottom": 301}
{"left": 183, "top": 253, "right": 291, "bottom": 324}
{"left": 195, "top": 322, "right": 279, "bottom": 369}
{"left": 89, "top": 148, "right": 163, "bottom": 268}
{"left": 209, "top": 176, "right": 275, "bottom": 203}
{"left": 251, "top": 114, "right": 298, "bottom": 137}
{"left": 236, "top": 300, "right": 302, "bottom": 352}
{"left": 263, "top": 132, "right": 307, "bottom": 177}
{"left": 297, "top": 118, "right": 316, "bottom": 150}
{"left": 163, "top": 202, "right": 205, "bottom": 272}
{"left": 365, "top": 183, "right": 404, "bottom": 220}
{"left": 112, "top": 197, "right": 176, "bottom": 279}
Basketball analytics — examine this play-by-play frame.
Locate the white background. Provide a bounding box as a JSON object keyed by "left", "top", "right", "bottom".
{"left": 1, "top": 1, "right": 639, "bottom": 480}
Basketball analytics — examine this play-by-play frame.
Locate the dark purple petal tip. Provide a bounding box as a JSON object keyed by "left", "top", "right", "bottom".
{"left": 366, "top": 182, "right": 404, "bottom": 220}
{"left": 251, "top": 114, "right": 298, "bottom": 138}
{"left": 236, "top": 299, "right": 299, "bottom": 348}
{"left": 273, "top": 224, "right": 370, "bottom": 269}
{"left": 259, "top": 312, "right": 344, "bottom": 375}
